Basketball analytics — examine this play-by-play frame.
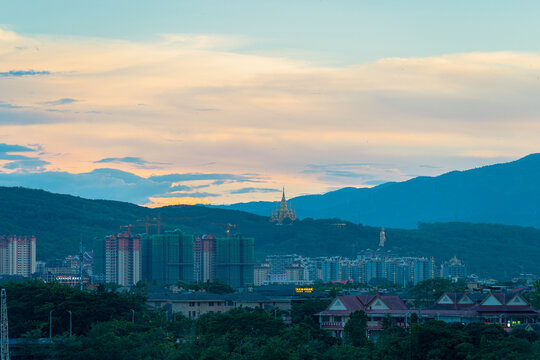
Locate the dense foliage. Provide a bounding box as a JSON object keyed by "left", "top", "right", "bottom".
{"left": 1, "top": 186, "right": 540, "bottom": 278}
{"left": 405, "top": 278, "right": 467, "bottom": 308}
{"left": 5, "top": 282, "right": 540, "bottom": 359}
{"left": 3, "top": 281, "right": 148, "bottom": 338}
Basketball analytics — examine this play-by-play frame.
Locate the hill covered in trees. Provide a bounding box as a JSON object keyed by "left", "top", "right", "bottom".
{"left": 1, "top": 186, "right": 539, "bottom": 279}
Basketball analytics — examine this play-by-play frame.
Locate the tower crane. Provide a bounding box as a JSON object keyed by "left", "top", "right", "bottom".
{"left": 136, "top": 213, "right": 206, "bottom": 235}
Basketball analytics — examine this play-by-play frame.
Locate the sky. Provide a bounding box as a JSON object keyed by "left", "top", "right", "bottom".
{"left": 1, "top": 1, "right": 539, "bottom": 206}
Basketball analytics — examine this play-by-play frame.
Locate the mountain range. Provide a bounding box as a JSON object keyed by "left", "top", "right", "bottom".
{"left": 215, "top": 154, "right": 540, "bottom": 229}
{"left": 0, "top": 154, "right": 539, "bottom": 279}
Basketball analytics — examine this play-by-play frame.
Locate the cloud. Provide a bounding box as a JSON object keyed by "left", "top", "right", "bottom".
{"left": 1, "top": 27, "right": 539, "bottom": 203}
{"left": 40, "top": 98, "right": 79, "bottom": 105}
{"left": 195, "top": 108, "right": 220, "bottom": 112}
{"left": 0, "top": 143, "right": 47, "bottom": 168}
{"left": 230, "top": 187, "right": 281, "bottom": 194}
{"left": 94, "top": 156, "right": 167, "bottom": 168}
{"left": 0, "top": 143, "right": 36, "bottom": 152}
{"left": 0, "top": 70, "right": 50, "bottom": 77}
{"left": 0, "top": 168, "right": 171, "bottom": 203}
{"left": 301, "top": 169, "right": 369, "bottom": 178}
{"left": 0, "top": 101, "right": 23, "bottom": 109}
{"left": 0, "top": 167, "right": 241, "bottom": 205}
{"left": 154, "top": 191, "right": 220, "bottom": 198}
{"left": 149, "top": 173, "right": 261, "bottom": 183}
{"left": 3, "top": 159, "right": 50, "bottom": 171}
{"left": 0, "top": 109, "right": 65, "bottom": 125}
{"left": 169, "top": 184, "right": 191, "bottom": 191}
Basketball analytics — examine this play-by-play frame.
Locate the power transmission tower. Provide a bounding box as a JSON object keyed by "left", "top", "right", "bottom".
{"left": 1, "top": 288, "right": 9, "bottom": 360}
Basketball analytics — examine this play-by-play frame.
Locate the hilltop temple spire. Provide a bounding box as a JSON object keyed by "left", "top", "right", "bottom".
{"left": 270, "top": 187, "right": 297, "bottom": 225}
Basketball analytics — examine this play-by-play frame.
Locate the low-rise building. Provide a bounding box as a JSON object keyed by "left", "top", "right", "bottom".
{"left": 147, "top": 290, "right": 291, "bottom": 319}
{"left": 317, "top": 291, "right": 540, "bottom": 339}
{"left": 422, "top": 292, "right": 539, "bottom": 328}
{"left": 315, "top": 294, "right": 412, "bottom": 338}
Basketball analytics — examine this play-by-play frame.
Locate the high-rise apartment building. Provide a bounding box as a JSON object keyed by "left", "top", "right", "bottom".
{"left": 94, "top": 232, "right": 141, "bottom": 286}
{"left": 194, "top": 234, "right": 217, "bottom": 283}
{"left": 0, "top": 235, "right": 36, "bottom": 277}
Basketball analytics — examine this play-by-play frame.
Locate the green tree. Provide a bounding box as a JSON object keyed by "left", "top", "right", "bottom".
{"left": 530, "top": 279, "right": 540, "bottom": 308}
{"left": 344, "top": 310, "right": 368, "bottom": 347}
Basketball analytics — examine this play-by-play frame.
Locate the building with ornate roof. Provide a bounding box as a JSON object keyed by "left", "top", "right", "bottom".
{"left": 316, "top": 291, "right": 540, "bottom": 339}
{"left": 270, "top": 188, "right": 297, "bottom": 224}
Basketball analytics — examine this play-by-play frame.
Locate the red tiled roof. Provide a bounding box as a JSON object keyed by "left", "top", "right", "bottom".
{"left": 338, "top": 296, "right": 364, "bottom": 311}
{"left": 356, "top": 294, "right": 376, "bottom": 305}
{"left": 375, "top": 295, "right": 408, "bottom": 310}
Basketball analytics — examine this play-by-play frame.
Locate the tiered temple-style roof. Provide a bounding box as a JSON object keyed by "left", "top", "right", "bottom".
{"left": 270, "top": 188, "right": 297, "bottom": 224}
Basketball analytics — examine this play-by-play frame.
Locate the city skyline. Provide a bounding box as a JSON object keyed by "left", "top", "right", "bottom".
{"left": 1, "top": 1, "right": 540, "bottom": 206}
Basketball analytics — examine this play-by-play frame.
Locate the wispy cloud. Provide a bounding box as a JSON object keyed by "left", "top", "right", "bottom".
{"left": 230, "top": 187, "right": 281, "bottom": 194}
{"left": 3, "top": 159, "right": 50, "bottom": 171}
{"left": 40, "top": 98, "right": 79, "bottom": 106}
{"left": 0, "top": 143, "right": 48, "bottom": 170}
{"left": 0, "top": 70, "right": 50, "bottom": 77}
{"left": 149, "top": 173, "right": 261, "bottom": 183}
{"left": 155, "top": 191, "right": 220, "bottom": 198}
{"left": 1, "top": 27, "right": 539, "bottom": 203}
{"left": 0, "top": 101, "right": 23, "bottom": 109}
{"left": 0, "top": 143, "right": 36, "bottom": 153}
{"left": 194, "top": 108, "right": 220, "bottom": 112}
{"left": 94, "top": 156, "right": 167, "bottom": 168}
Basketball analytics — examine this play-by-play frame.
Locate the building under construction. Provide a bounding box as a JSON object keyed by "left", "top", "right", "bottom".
{"left": 97, "top": 226, "right": 254, "bottom": 288}
{"left": 149, "top": 230, "right": 254, "bottom": 288}
{"left": 151, "top": 229, "right": 194, "bottom": 284}
{"left": 214, "top": 235, "right": 254, "bottom": 288}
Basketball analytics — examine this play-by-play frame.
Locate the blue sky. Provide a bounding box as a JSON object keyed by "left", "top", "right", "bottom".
{"left": 0, "top": 1, "right": 539, "bottom": 206}
{"left": 4, "top": 1, "right": 540, "bottom": 63}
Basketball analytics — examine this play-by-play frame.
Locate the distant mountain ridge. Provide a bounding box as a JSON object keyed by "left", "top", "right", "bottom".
{"left": 215, "top": 154, "right": 540, "bottom": 228}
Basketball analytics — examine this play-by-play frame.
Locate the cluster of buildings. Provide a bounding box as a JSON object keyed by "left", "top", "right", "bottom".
{"left": 35, "top": 252, "right": 93, "bottom": 286}
{"left": 255, "top": 249, "right": 467, "bottom": 287}
{"left": 93, "top": 229, "right": 254, "bottom": 288}
{"left": 317, "top": 291, "right": 540, "bottom": 339}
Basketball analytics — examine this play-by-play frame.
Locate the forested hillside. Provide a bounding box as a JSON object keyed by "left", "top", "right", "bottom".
{"left": 1, "top": 186, "right": 539, "bottom": 279}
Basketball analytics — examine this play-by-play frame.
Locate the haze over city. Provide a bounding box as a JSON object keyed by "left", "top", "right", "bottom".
{"left": 1, "top": 1, "right": 540, "bottom": 206}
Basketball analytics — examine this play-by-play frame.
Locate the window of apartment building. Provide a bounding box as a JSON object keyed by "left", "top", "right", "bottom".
{"left": 197, "top": 302, "right": 201, "bottom": 306}
{"left": 322, "top": 316, "right": 330, "bottom": 322}
{"left": 208, "top": 302, "right": 214, "bottom": 306}
{"left": 189, "top": 302, "right": 195, "bottom": 307}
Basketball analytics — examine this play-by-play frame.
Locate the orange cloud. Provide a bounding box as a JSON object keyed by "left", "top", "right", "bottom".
{"left": 145, "top": 196, "right": 211, "bottom": 208}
